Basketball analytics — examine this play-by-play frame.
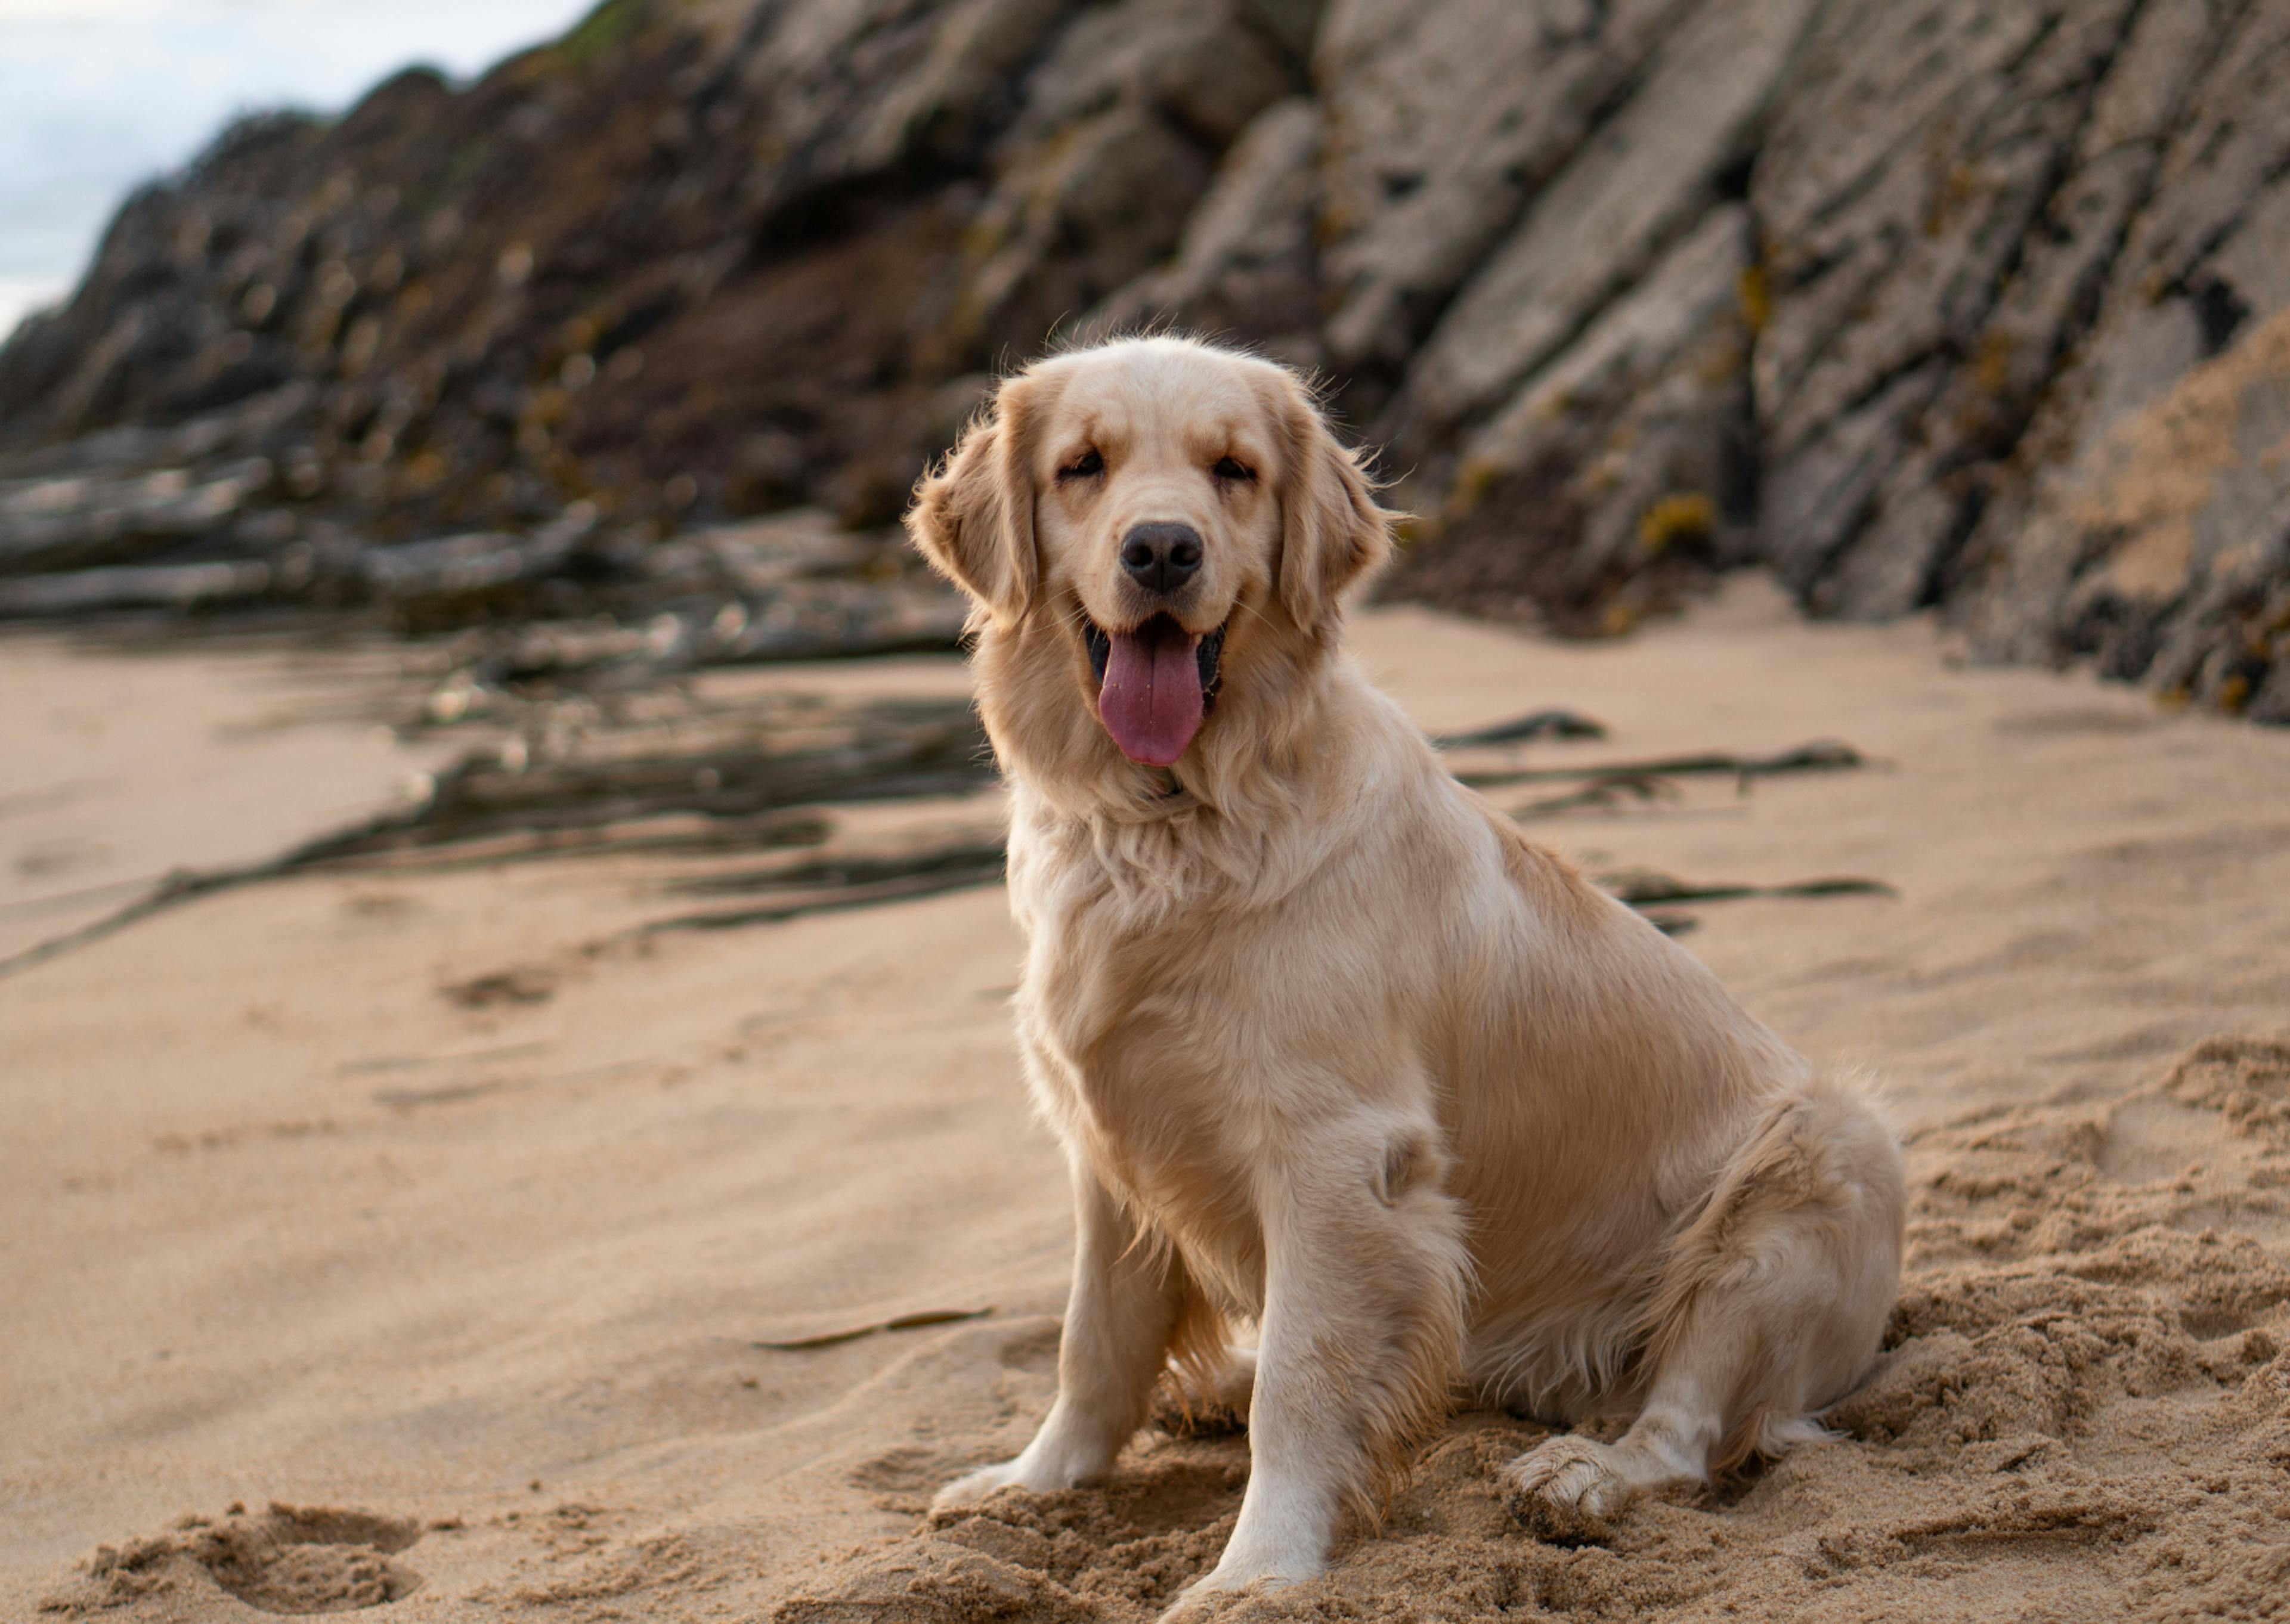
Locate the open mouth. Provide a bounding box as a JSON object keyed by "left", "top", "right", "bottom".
{"left": 1081, "top": 612, "right": 1227, "bottom": 768}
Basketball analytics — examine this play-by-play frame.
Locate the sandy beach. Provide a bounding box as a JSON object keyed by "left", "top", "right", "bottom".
{"left": 8, "top": 579, "right": 2290, "bottom": 1621}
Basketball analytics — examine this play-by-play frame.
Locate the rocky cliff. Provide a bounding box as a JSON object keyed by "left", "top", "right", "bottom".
{"left": 3, "top": 0, "right": 2288, "bottom": 719}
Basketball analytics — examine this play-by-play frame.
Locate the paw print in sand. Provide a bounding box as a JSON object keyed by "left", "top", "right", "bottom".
{"left": 47, "top": 1502, "right": 426, "bottom": 1615}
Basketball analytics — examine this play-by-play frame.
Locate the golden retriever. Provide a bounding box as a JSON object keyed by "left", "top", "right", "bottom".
{"left": 905, "top": 335, "right": 1904, "bottom": 1614}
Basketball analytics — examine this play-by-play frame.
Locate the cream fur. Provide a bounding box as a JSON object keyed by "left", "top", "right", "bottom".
{"left": 905, "top": 336, "right": 1905, "bottom": 1616}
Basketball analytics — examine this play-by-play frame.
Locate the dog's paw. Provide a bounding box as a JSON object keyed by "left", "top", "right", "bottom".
{"left": 1147, "top": 1381, "right": 1248, "bottom": 1439}
{"left": 1504, "top": 1435, "right": 1637, "bottom": 1524}
{"left": 927, "top": 1459, "right": 1032, "bottom": 1515}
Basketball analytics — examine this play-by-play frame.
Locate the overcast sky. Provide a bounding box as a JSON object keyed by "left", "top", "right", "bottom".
{"left": 0, "top": 0, "right": 601, "bottom": 340}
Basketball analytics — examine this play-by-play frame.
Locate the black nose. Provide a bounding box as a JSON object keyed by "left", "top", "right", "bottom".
{"left": 1119, "top": 523, "right": 1203, "bottom": 594}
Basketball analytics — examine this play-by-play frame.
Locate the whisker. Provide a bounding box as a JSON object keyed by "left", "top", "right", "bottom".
{"left": 1224, "top": 596, "right": 1277, "bottom": 635}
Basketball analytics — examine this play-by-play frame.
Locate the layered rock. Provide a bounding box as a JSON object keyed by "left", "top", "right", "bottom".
{"left": 2, "top": 0, "right": 2287, "bottom": 718}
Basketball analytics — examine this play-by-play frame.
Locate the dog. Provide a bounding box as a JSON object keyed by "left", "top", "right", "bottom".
{"left": 904, "top": 335, "right": 1904, "bottom": 1614}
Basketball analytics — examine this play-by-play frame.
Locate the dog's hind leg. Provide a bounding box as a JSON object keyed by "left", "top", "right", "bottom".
{"left": 933, "top": 1152, "right": 1192, "bottom": 1510}
{"left": 1507, "top": 1080, "right": 1904, "bottom": 1518}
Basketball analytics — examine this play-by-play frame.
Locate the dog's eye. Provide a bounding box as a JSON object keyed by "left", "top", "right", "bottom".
{"left": 1211, "top": 457, "right": 1255, "bottom": 483}
{"left": 1058, "top": 448, "right": 1104, "bottom": 482}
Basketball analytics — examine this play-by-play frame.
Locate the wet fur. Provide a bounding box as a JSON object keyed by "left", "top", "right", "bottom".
{"left": 906, "top": 336, "right": 1905, "bottom": 1614}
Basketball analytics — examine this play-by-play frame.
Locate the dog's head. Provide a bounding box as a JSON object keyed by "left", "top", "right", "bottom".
{"left": 906, "top": 337, "right": 1393, "bottom": 778}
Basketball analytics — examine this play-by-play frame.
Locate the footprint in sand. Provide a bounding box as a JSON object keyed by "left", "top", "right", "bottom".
{"left": 48, "top": 1502, "right": 425, "bottom": 1616}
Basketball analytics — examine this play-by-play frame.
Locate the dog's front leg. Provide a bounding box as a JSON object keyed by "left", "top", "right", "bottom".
{"left": 933, "top": 1153, "right": 1183, "bottom": 1510}
{"left": 1168, "top": 1117, "right": 1467, "bottom": 1616}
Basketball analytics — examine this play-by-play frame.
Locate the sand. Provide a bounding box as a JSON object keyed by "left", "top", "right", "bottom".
{"left": 6, "top": 578, "right": 2290, "bottom": 1622}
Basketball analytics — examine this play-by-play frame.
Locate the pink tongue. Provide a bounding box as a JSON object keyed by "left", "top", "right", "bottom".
{"left": 1097, "top": 622, "right": 1204, "bottom": 767}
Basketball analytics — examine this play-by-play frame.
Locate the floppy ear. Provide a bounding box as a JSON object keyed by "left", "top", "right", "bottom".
{"left": 1274, "top": 376, "right": 1394, "bottom": 633}
{"left": 905, "top": 375, "right": 1040, "bottom": 622}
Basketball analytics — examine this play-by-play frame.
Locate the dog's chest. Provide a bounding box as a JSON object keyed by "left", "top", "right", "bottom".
{"left": 1012, "top": 849, "right": 1270, "bottom": 1265}
{"left": 1023, "top": 878, "right": 1220, "bottom": 1116}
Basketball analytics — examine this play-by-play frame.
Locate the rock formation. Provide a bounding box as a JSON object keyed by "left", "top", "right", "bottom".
{"left": 2, "top": 0, "right": 2286, "bottom": 718}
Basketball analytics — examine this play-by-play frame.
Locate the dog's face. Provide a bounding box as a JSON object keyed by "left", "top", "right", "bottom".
{"left": 907, "top": 338, "right": 1391, "bottom": 773}
{"left": 1032, "top": 347, "right": 1280, "bottom": 767}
